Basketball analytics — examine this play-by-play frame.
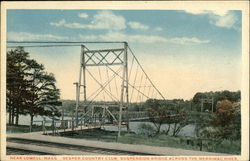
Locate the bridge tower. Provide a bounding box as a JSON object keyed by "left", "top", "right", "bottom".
{"left": 75, "top": 42, "right": 129, "bottom": 137}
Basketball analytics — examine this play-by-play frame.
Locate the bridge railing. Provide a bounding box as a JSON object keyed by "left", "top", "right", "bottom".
{"left": 31, "top": 117, "right": 104, "bottom": 135}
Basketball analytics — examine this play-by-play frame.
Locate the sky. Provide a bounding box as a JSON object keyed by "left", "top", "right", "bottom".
{"left": 6, "top": 9, "right": 242, "bottom": 100}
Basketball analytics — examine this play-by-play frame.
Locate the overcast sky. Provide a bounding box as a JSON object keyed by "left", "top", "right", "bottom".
{"left": 7, "top": 10, "right": 242, "bottom": 100}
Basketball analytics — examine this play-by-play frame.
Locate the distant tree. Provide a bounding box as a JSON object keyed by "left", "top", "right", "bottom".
{"left": 145, "top": 99, "right": 169, "bottom": 134}
{"left": 213, "top": 100, "right": 240, "bottom": 140}
{"left": 168, "top": 101, "right": 188, "bottom": 136}
{"left": 61, "top": 100, "right": 76, "bottom": 113}
{"left": 192, "top": 91, "right": 241, "bottom": 112}
{"left": 195, "top": 100, "right": 241, "bottom": 150}
{"left": 145, "top": 99, "right": 188, "bottom": 136}
{"left": 214, "top": 100, "right": 234, "bottom": 126}
{"left": 192, "top": 92, "right": 206, "bottom": 111}
{"left": 229, "top": 102, "right": 241, "bottom": 140}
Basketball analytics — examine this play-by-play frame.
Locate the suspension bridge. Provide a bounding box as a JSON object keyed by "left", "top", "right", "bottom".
{"left": 7, "top": 41, "right": 166, "bottom": 136}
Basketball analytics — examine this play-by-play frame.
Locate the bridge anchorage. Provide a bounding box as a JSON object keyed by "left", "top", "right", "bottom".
{"left": 73, "top": 42, "right": 165, "bottom": 137}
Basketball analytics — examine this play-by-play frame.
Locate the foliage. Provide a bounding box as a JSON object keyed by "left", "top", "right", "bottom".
{"left": 192, "top": 90, "right": 240, "bottom": 112}
{"left": 169, "top": 102, "right": 188, "bottom": 136}
{"left": 213, "top": 100, "right": 241, "bottom": 140}
{"left": 6, "top": 47, "right": 61, "bottom": 126}
{"left": 194, "top": 99, "right": 241, "bottom": 151}
{"left": 230, "top": 102, "right": 241, "bottom": 140}
{"left": 7, "top": 47, "right": 30, "bottom": 125}
{"left": 145, "top": 99, "right": 170, "bottom": 134}
{"left": 214, "top": 100, "right": 234, "bottom": 126}
{"left": 145, "top": 99, "right": 188, "bottom": 136}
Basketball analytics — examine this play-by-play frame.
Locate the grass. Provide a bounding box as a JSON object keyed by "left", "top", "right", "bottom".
{"left": 118, "top": 133, "right": 198, "bottom": 151}
{"left": 118, "top": 133, "right": 240, "bottom": 154}
{"left": 62, "top": 129, "right": 119, "bottom": 142}
{"left": 213, "top": 139, "right": 241, "bottom": 154}
{"left": 7, "top": 124, "right": 54, "bottom": 133}
{"left": 60, "top": 129, "right": 240, "bottom": 154}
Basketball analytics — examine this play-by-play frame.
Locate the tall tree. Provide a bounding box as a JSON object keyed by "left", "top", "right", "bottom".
{"left": 24, "top": 59, "right": 62, "bottom": 128}
{"left": 6, "top": 47, "right": 61, "bottom": 126}
{"left": 7, "top": 47, "right": 30, "bottom": 125}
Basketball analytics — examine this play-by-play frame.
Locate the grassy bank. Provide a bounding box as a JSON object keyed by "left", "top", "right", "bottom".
{"left": 61, "top": 129, "right": 240, "bottom": 154}
{"left": 118, "top": 133, "right": 240, "bottom": 155}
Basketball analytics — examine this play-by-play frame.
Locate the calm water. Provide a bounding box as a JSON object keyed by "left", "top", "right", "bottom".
{"left": 103, "top": 122, "right": 196, "bottom": 137}
{"left": 7, "top": 114, "right": 196, "bottom": 137}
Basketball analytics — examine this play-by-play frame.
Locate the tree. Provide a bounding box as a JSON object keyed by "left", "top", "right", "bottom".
{"left": 24, "top": 59, "right": 61, "bottom": 128}
{"left": 194, "top": 100, "right": 241, "bottom": 150}
{"left": 214, "top": 100, "right": 234, "bottom": 126}
{"left": 145, "top": 99, "right": 169, "bottom": 134}
{"left": 168, "top": 100, "right": 188, "bottom": 136}
{"left": 192, "top": 91, "right": 241, "bottom": 113}
{"left": 213, "top": 100, "right": 239, "bottom": 139}
{"left": 229, "top": 102, "right": 241, "bottom": 140}
{"left": 145, "top": 99, "right": 189, "bottom": 136}
{"left": 192, "top": 93, "right": 205, "bottom": 112}
{"left": 7, "top": 47, "right": 30, "bottom": 125}
{"left": 6, "top": 47, "right": 61, "bottom": 127}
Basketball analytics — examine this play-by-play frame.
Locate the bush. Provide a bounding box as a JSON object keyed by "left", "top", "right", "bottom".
{"left": 214, "top": 139, "right": 240, "bottom": 154}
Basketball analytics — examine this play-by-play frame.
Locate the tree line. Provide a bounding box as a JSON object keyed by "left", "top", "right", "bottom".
{"left": 139, "top": 90, "right": 241, "bottom": 152}
{"left": 7, "top": 47, "right": 61, "bottom": 127}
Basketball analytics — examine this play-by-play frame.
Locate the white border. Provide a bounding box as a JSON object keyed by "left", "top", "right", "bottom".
{"left": 1, "top": 1, "right": 249, "bottom": 161}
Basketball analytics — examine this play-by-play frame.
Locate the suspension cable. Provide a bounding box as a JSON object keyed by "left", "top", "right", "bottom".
{"left": 128, "top": 56, "right": 135, "bottom": 82}
{"left": 7, "top": 44, "right": 81, "bottom": 48}
{"left": 86, "top": 68, "right": 120, "bottom": 102}
{"left": 7, "top": 41, "right": 126, "bottom": 44}
{"left": 86, "top": 67, "right": 122, "bottom": 103}
{"left": 136, "top": 72, "right": 144, "bottom": 103}
{"left": 114, "top": 75, "right": 119, "bottom": 97}
{"left": 86, "top": 67, "right": 121, "bottom": 100}
{"left": 130, "top": 64, "right": 139, "bottom": 102}
{"left": 98, "top": 66, "right": 106, "bottom": 101}
{"left": 108, "top": 66, "right": 150, "bottom": 100}
{"left": 106, "top": 66, "right": 112, "bottom": 94}
{"left": 128, "top": 45, "right": 165, "bottom": 100}
{"left": 142, "top": 77, "right": 148, "bottom": 102}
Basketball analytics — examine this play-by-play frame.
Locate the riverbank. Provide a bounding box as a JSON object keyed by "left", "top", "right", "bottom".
{"left": 62, "top": 128, "right": 240, "bottom": 155}
{"left": 118, "top": 133, "right": 240, "bottom": 155}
